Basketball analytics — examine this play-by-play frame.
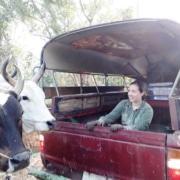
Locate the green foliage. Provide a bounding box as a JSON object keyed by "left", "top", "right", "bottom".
{"left": 42, "top": 70, "right": 131, "bottom": 88}
{"left": 8, "top": 0, "right": 77, "bottom": 39}
{"left": 0, "top": 0, "right": 15, "bottom": 58}
{"left": 75, "top": 0, "right": 134, "bottom": 27}
{"left": 0, "top": 0, "right": 134, "bottom": 84}
{"left": 2, "top": 0, "right": 134, "bottom": 40}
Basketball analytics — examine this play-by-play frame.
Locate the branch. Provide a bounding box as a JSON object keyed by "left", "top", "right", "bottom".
{"left": 79, "top": 0, "right": 92, "bottom": 24}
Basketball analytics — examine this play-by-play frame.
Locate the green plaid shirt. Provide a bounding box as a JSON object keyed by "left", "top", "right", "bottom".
{"left": 99, "top": 99, "right": 153, "bottom": 131}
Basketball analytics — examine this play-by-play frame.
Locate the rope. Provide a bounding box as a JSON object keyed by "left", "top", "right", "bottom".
{"left": 0, "top": 153, "right": 12, "bottom": 160}
{"left": 0, "top": 148, "right": 32, "bottom": 160}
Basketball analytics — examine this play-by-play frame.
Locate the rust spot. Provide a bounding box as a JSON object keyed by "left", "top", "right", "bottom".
{"left": 71, "top": 30, "right": 178, "bottom": 60}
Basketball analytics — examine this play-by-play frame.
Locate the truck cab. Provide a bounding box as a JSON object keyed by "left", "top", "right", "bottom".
{"left": 39, "top": 19, "right": 180, "bottom": 180}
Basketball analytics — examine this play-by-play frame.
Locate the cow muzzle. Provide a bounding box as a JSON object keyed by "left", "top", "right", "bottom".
{"left": 7, "top": 150, "right": 30, "bottom": 172}
{"left": 47, "top": 120, "right": 57, "bottom": 130}
{"left": 0, "top": 150, "right": 30, "bottom": 172}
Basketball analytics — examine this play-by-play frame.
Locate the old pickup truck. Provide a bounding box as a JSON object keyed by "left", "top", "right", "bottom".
{"left": 39, "top": 19, "right": 180, "bottom": 180}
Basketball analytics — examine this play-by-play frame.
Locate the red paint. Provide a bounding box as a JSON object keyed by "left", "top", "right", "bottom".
{"left": 41, "top": 122, "right": 168, "bottom": 179}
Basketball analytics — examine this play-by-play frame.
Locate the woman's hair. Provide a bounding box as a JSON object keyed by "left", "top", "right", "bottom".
{"left": 130, "top": 80, "right": 147, "bottom": 99}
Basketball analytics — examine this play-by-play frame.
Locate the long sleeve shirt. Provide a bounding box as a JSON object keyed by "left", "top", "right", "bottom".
{"left": 99, "top": 99, "right": 153, "bottom": 131}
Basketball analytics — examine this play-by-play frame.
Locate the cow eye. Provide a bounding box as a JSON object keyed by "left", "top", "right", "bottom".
{"left": 22, "top": 96, "right": 29, "bottom": 100}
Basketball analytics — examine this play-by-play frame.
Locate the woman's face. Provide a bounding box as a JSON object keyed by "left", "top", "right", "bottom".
{"left": 128, "top": 84, "right": 144, "bottom": 103}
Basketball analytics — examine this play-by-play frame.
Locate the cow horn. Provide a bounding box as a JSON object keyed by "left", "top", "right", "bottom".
{"left": 8, "top": 55, "right": 18, "bottom": 78}
{"left": 1, "top": 58, "right": 24, "bottom": 95}
{"left": 31, "top": 62, "right": 46, "bottom": 83}
{"left": 12, "top": 64, "right": 24, "bottom": 95}
{"left": 1, "top": 57, "right": 16, "bottom": 86}
{"left": 10, "top": 67, "right": 17, "bottom": 78}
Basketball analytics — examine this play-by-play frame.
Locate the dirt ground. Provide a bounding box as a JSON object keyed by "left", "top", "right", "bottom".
{"left": 0, "top": 132, "right": 44, "bottom": 180}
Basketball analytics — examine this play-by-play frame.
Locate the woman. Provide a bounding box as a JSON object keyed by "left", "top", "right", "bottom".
{"left": 86, "top": 80, "right": 154, "bottom": 132}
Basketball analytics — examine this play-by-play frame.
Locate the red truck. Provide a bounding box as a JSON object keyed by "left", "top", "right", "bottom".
{"left": 39, "top": 19, "right": 180, "bottom": 180}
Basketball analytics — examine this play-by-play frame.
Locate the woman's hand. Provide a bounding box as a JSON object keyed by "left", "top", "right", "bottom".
{"left": 85, "top": 119, "right": 105, "bottom": 131}
{"left": 109, "top": 124, "right": 124, "bottom": 132}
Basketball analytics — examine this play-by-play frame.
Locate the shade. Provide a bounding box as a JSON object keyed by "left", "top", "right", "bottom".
{"left": 41, "top": 18, "right": 180, "bottom": 83}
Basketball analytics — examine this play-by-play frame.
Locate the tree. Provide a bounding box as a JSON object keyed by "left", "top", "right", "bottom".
{"left": 4, "top": 0, "right": 133, "bottom": 40}
{"left": 77, "top": 0, "right": 133, "bottom": 26}
{"left": 0, "top": 0, "right": 134, "bottom": 82}
{"left": 7, "top": 0, "right": 77, "bottom": 40}
{"left": 0, "top": 0, "right": 16, "bottom": 60}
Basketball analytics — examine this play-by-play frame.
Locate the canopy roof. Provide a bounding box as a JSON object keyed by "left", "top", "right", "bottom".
{"left": 41, "top": 18, "right": 180, "bottom": 82}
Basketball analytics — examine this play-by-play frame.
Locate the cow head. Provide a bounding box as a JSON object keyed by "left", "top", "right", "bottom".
{"left": 2, "top": 58, "right": 56, "bottom": 133}
{"left": 0, "top": 65, "right": 30, "bottom": 172}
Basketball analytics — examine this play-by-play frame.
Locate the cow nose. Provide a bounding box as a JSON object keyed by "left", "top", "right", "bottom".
{"left": 10, "top": 151, "right": 30, "bottom": 171}
{"left": 47, "top": 120, "right": 56, "bottom": 129}
{"left": 12, "top": 151, "right": 30, "bottom": 161}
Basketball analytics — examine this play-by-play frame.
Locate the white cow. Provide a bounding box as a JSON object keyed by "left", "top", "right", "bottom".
{"left": 1, "top": 57, "right": 56, "bottom": 133}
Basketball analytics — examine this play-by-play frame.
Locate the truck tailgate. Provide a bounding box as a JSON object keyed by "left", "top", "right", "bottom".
{"left": 41, "top": 122, "right": 167, "bottom": 179}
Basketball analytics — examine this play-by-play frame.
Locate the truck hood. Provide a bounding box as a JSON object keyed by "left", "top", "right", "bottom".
{"left": 41, "top": 18, "right": 180, "bottom": 83}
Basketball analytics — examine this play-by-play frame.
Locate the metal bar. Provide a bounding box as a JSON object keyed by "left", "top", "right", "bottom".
{"left": 169, "top": 69, "right": 180, "bottom": 98}
{"left": 52, "top": 71, "right": 60, "bottom": 97}
{"left": 80, "top": 73, "right": 83, "bottom": 94}
{"left": 92, "top": 75, "right": 100, "bottom": 94}
{"left": 105, "top": 74, "right": 108, "bottom": 86}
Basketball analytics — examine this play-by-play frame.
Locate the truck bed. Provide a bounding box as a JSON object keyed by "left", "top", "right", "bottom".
{"left": 40, "top": 92, "right": 174, "bottom": 179}
{"left": 51, "top": 92, "right": 171, "bottom": 133}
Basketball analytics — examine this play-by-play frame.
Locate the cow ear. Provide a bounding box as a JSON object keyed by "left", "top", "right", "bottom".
{"left": 9, "top": 91, "right": 18, "bottom": 99}
{"left": 9, "top": 91, "right": 22, "bottom": 101}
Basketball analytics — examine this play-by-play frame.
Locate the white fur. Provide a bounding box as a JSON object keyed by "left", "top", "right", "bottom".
{"left": 20, "top": 81, "right": 55, "bottom": 132}
{"left": 0, "top": 76, "right": 55, "bottom": 133}
{"left": 7, "top": 160, "right": 14, "bottom": 172}
{"left": 0, "top": 93, "right": 9, "bottom": 105}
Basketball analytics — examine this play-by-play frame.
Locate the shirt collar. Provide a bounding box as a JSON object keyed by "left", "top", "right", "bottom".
{"left": 127, "top": 99, "right": 145, "bottom": 110}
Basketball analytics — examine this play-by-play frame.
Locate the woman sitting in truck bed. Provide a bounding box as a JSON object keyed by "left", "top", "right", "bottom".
{"left": 86, "top": 80, "right": 154, "bottom": 132}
